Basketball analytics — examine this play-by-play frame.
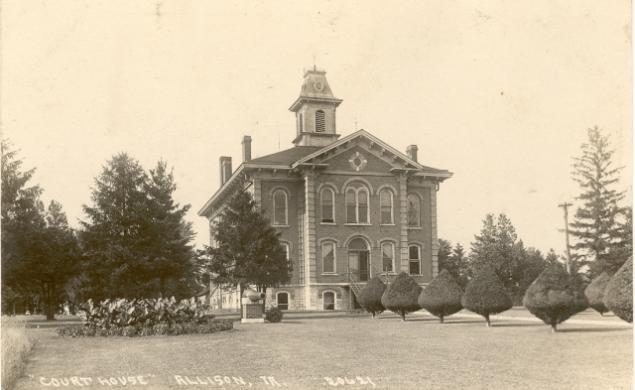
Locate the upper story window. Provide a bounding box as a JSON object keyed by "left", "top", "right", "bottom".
{"left": 315, "top": 110, "right": 326, "bottom": 132}
{"left": 381, "top": 241, "right": 395, "bottom": 273}
{"left": 345, "top": 185, "right": 369, "bottom": 224}
{"left": 320, "top": 188, "right": 335, "bottom": 223}
{"left": 407, "top": 193, "right": 421, "bottom": 227}
{"left": 379, "top": 188, "right": 394, "bottom": 224}
{"left": 409, "top": 244, "right": 421, "bottom": 275}
{"left": 321, "top": 241, "right": 336, "bottom": 274}
{"left": 273, "top": 189, "right": 288, "bottom": 225}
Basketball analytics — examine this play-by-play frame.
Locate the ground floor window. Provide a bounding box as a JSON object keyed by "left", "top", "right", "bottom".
{"left": 277, "top": 292, "right": 289, "bottom": 310}
{"left": 323, "top": 291, "right": 335, "bottom": 310}
{"left": 409, "top": 245, "right": 421, "bottom": 275}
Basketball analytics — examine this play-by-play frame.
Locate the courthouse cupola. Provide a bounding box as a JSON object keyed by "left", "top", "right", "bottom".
{"left": 289, "top": 66, "right": 343, "bottom": 146}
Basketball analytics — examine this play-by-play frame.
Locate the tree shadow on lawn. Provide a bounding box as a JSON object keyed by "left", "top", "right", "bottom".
{"left": 556, "top": 327, "right": 632, "bottom": 333}
{"left": 491, "top": 322, "right": 543, "bottom": 328}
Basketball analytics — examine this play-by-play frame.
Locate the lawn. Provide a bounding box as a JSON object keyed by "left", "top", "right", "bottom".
{"left": 13, "top": 309, "right": 632, "bottom": 390}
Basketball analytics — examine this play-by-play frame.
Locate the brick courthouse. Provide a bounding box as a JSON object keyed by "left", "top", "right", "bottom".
{"left": 198, "top": 68, "right": 452, "bottom": 311}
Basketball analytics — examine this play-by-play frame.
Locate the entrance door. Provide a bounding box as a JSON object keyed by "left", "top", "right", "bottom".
{"left": 359, "top": 251, "right": 369, "bottom": 281}
{"left": 323, "top": 292, "right": 335, "bottom": 310}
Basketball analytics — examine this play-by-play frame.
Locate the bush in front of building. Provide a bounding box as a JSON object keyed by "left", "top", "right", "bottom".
{"left": 357, "top": 277, "right": 386, "bottom": 318}
{"left": 381, "top": 272, "right": 422, "bottom": 321}
{"left": 523, "top": 265, "right": 588, "bottom": 332}
{"left": 584, "top": 272, "right": 611, "bottom": 315}
{"left": 265, "top": 307, "right": 283, "bottom": 323}
{"left": 603, "top": 257, "right": 633, "bottom": 323}
{"left": 461, "top": 266, "right": 512, "bottom": 327}
{"left": 57, "top": 319, "right": 234, "bottom": 337}
{"left": 418, "top": 269, "right": 463, "bottom": 323}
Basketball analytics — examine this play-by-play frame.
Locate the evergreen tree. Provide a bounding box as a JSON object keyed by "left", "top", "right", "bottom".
{"left": 80, "top": 154, "right": 195, "bottom": 300}
{"left": 357, "top": 277, "right": 386, "bottom": 318}
{"left": 523, "top": 265, "right": 588, "bottom": 332}
{"left": 380, "top": 272, "right": 422, "bottom": 321}
{"left": 584, "top": 272, "right": 611, "bottom": 315}
{"left": 81, "top": 153, "right": 149, "bottom": 299}
{"left": 461, "top": 265, "right": 513, "bottom": 327}
{"left": 603, "top": 257, "right": 633, "bottom": 323}
{"left": 570, "top": 126, "right": 626, "bottom": 277}
{"left": 200, "top": 186, "right": 292, "bottom": 310}
{"left": 418, "top": 269, "right": 463, "bottom": 323}
{"left": 1, "top": 141, "right": 81, "bottom": 318}
{"left": 141, "top": 160, "right": 196, "bottom": 297}
{"left": 438, "top": 239, "right": 469, "bottom": 287}
{"left": 469, "top": 213, "right": 518, "bottom": 294}
{"left": 1, "top": 140, "right": 46, "bottom": 313}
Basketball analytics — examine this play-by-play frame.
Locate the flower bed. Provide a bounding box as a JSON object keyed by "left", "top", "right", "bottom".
{"left": 57, "top": 319, "right": 234, "bottom": 337}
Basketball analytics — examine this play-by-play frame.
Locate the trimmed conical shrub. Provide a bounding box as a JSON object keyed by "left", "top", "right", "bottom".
{"left": 584, "top": 272, "right": 611, "bottom": 315}
{"left": 418, "top": 269, "right": 463, "bottom": 323}
{"left": 461, "top": 266, "right": 512, "bottom": 327}
{"left": 523, "top": 265, "right": 588, "bottom": 332}
{"left": 604, "top": 257, "right": 633, "bottom": 323}
{"left": 381, "top": 272, "right": 422, "bottom": 321}
{"left": 357, "top": 276, "right": 387, "bottom": 318}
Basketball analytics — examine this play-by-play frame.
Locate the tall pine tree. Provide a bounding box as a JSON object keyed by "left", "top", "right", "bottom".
{"left": 80, "top": 153, "right": 195, "bottom": 299}
{"left": 570, "top": 126, "right": 626, "bottom": 276}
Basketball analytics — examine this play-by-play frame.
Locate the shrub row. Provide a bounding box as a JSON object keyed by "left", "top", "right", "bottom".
{"left": 358, "top": 258, "right": 633, "bottom": 330}
{"left": 57, "top": 319, "right": 234, "bottom": 337}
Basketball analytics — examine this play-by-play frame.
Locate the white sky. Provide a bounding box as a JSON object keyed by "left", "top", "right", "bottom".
{"left": 2, "top": 0, "right": 632, "bottom": 254}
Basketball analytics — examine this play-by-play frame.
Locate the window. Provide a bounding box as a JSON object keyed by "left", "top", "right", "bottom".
{"left": 407, "top": 194, "right": 421, "bottom": 227}
{"left": 321, "top": 188, "right": 335, "bottom": 223}
{"left": 281, "top": 242, "right": 290, "bottom": 261}
{"left": 409, "top": 245, "right": 421, "bottom": 275}
{"left": 323, "top": 291, "right": 335, "bottom": 310}
{"left": 273, "top": 190, "right": 287, "bottom": 225}
{"left": 315, "top": 110, "right": 325, "bottom": 132}
{"left": 321, "top": 242, "right": 336, "bottom": 273}
{"left": 381, "top": 242, "right": 395, "bottom": 273}
{"left": 379, "top": 189, "right": 393, "bottom": 224}
{"left": 345, "top": 185, "right": 370, "bottom": 224}
{"left": 277, "top": 292, "right": 289, "bottom": 310}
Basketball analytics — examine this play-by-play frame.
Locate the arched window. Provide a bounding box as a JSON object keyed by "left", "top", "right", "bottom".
{"left": 379, "top": 189, "right": 393, "bottom": 224}
{"left": 273, "top": 190, "right": 288, "bottom": 225}
{"left": 321, "top": 241, "right": 336, "bottom": 274}
{"left": 277, "top": 292, "right": 289, "bottom": 310}
{"left": 323, "top": 291, "right": 335, "bottom": 310}
{"left": 345, "top": 185, "right": 370, "bottom": 224}
{"left": 409, "top": 244, "right": 421, "bottom": 275}
{"left": 321, "top": 188, "right": 335, "bottom": 223}
{"left": 381, "top": 242, "right": 395, "bottom": 273}
{"left": 345, "top": 189, "right": 356, "bottom": 223}
{"left": 315, "top": 110, "right": 326, "bottom": 132}
{"left": 407, "top": 193, "right": 421, "bottom": 227}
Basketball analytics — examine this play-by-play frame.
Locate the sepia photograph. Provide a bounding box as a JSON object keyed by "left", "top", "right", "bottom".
{"left": 1, "top": 1, "right": 632, "bottom": 389}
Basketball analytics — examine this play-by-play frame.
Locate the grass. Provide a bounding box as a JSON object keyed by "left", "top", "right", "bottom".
{"left": 2, "top": 317, "right": 33, "bottom": 389}
{"left": 12, "top": 309, "right": 633, "bottom": 389}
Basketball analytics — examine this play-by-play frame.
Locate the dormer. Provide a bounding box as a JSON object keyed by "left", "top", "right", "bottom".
{"left": 289, "top": 67, "right": 343, "bottom": 147}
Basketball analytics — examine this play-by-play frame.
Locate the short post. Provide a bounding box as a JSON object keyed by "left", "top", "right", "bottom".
{"left": 241, "top": 288, "right": 265, "bottom": 323}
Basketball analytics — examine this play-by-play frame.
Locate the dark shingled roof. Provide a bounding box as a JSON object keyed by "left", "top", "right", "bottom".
{"left": 249, "top": 146, "right": 323, "bottom": 166}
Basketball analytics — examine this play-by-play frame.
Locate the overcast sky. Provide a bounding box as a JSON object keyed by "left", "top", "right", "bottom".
{"left": 2, "top": 0, "right": 631, "bottom": 254}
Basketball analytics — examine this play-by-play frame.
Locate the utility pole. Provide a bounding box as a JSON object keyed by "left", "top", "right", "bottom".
{"left": 558, "top": 202, "right": 573, "bottom": 273}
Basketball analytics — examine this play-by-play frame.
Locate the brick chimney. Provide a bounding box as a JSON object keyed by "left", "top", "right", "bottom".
{"left": 406, "top": 145, "right": 418, "bottom": 162}
{"left": 219, "top": 156, "right": 232, "bottom": 186}
{"left": 242, "top": 135, "right": 252, "bottom": 162}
